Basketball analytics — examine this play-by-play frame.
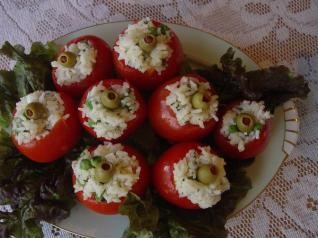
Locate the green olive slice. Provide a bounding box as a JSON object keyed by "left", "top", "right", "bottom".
{"left": 236, "top": 113, "right": 255, "bottom": 133}
{"left": 191, "top": 91, "right": 211, "bottom": 110}
{"left": 197, "top": 164, "right": 219, "bottom": 185}
{"left": 94, "top": 162, "right": 113, "bottom": 184}
{"left": 24, "top": 102, "right": 48, "bottom": 120}
{"left": 100, "top": 89, "right": 121, "bottom": 110}
{"left": 57, "top": 51, "right": 77, "bottom": 68}
{"left": 139, "top": 34, "right": 157, "bottom": 53}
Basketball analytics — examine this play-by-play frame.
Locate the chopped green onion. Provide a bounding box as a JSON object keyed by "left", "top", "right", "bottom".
{"left": 148, "top": 26, "right": 158, "bottom": 36}
{"left": 80, "top": 159, "right": 93, "bottom": 170}
{"left": 159, "top": 23, "right": 169, "bottom": 35}
{"left": 86, "top": 100, "right": 93, "bottom": 110}
{"left": 95, "top": 191, "right": 105, "bottom": 202}
{"left": 229, "top": 124, "right": 239, "bottom": 133}
{"left": 87, "top": 119, "right": 97, "bottom": 127}
{"left": 253, "top": 122, "right": 262, "bottom": 131}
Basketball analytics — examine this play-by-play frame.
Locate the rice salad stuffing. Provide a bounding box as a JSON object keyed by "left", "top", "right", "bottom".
{"left": 173, "top": 146, "right": 230, "bottom": 208}
{"left": 72, "top": 143, "right": 141, "bottom": 203}
{"left": 221, "top": 100, "right": 272, "bottom": 152}
{"left": 114, "top": 17, "right": 172, "bottom": 74}
{"left": 80, "top": 81, "right": 138, "bottom": 140}
{"left": 165, "top": 76, "right": 219, "bottom": 128}
{"left": 12, "top": 91, "right": 66, "bottom": 145}
{"left": 51, "top": 41, "right": 97, "bottom": 86}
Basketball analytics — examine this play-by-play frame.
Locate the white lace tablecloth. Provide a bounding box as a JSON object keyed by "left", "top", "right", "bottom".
{"left": 1, "top": 1, "right": 317, "bottom": 237}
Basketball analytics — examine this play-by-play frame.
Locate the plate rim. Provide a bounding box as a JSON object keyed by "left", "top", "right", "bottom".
{"left": 51, "top": 20, "right": 299, "bottom": 238}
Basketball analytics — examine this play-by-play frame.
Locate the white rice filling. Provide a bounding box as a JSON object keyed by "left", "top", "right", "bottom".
{"left": 79, "top": 81, "right": 138, "bottom": 140}
{"left": 72, "top": 143, "right": 141, "bottom": 203}
{"left": 51, "top": 41, "right": 97, "bottom": 86}
{"left": 165, "top": 76, "right": 219, "bottom": 128}
{"left": 114, "top": 17, "right": 172, "bottom": 74}
{"left": 221, "top": 100, "right": 272, "bottom": 152}
{"left": 12, "top": 91, "right": 66, "bottom": 145}
{"left": 173, "top": 146, "right": 230, "bottom": 209}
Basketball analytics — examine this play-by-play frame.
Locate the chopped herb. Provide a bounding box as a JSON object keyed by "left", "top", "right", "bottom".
{"left": 229, "top": 124, "right": 239, "bottom": 133}
{"left": 95, "top": 191, "right": 105, "bottom": 202}
{"left": 87, "top": 119, "right": 97, "bottom": 127}
{"left": 80, "top": 159, "right": 93, "bottom": 170}
{"left": 148, "top": 27, "right": 158, "bottom": 36}
{"left": 86, "top": 100, "right": 93, "bottom": 110}
{"left": 253, "top": 122, "right": 262, "bottom": 131}
{"left": 159, "top": 23, "right": 169, "bottom": 35}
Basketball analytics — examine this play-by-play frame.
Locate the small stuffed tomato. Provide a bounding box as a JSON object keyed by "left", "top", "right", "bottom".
{"left": 12, "top": 91, "right": 81, "bottom": 163}
{"left": 149, "top": 74, "right": 219, "bottom": 142}
{"left": 72, "top": 143, "right": 150, "bottom": 215}
{"left": 51, "top": 35, "right": 113, "bottom": 97}
{"left": 153, "top": 142, "right": 230, "bottom": 209}
{"left": 213, "top": 100, "right": 272, "bottom": 159}
{"left": 113, "top": 18, "right": 183, "bottom": 90}
{"left": 79, "top": 79, "right": 146, "bottom": 142}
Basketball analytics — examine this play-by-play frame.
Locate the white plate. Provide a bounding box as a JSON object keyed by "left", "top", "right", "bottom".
{"left": 53, "top": 22, "right": 299, "bottom": 238}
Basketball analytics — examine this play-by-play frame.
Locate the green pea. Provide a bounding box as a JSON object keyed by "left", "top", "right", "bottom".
{"left": 80, "top": 159, "right": 93, "bottom": 170}
{"left": 94, "top": 162, "right": 113, "bottom": 184}
{"left": 100, "top": 89, "right": 121, "bottom": 110}
{"left": 57, "top": 51, "right": 77, "bottom": 68}
{"left": 191, "top": 91, "right": 211, "bottom": 110}
{"left": 236, "top": 113, "right": 255, "bottom": 133}
{"left": 24, "top": 102, "right": 48, "bottom": 120}
{"left": 139, "top": 34, "right": 157, "bottom": 53}
{"left": 197, "top": 165, "right": 218, "bottom": 185}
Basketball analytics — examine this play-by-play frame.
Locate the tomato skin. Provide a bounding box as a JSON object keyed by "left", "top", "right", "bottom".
{"left": 154, "top": 141, "right": 216, "bottom": 209}
{"left": 112, "top": 20, "right": 183, "bottom": 91}
{"left": 78, "top": 79, "right": 146, "bottom": 142}
{"left": 73, "top": 144, "right": 150, "bottom": 215}
{"left": 149, "top": 74, "right": 218, "bottom": 142}
{"left": 12, "top": 93, "right": 81, "bottom": 163}
{"left": 52, "top": 35, "right": 113, "bottom": 98}
{"left": 213, "top": 100, "right": 272, "bottom": 160}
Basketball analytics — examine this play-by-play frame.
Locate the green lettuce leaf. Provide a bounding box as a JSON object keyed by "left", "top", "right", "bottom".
{"left": 195, "top": 48, "right": 310, "bottom": 111}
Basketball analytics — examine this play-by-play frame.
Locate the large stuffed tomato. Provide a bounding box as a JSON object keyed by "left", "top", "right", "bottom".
{"left": 72, "top": 144, "right": 150, "bottom": 215}
{"left": 153, "top": 142, "right": 229, "bottom": 209}
{"left": 149, "top": 74, "right": 219, "bottom": 142}
{"left": 12, "top": 91, "right": 81, "bottom": 163}
{"left": 52, "top": 35, "right": 113, "bottom": 97}
{"left": 79, "top": 79, "right": 146, "bottom": 142}
{"left": 213, "top": 100, "right": 272, "bottom": 159}
{"left": 113, "top": 19, "right": 183, "bottom": 90}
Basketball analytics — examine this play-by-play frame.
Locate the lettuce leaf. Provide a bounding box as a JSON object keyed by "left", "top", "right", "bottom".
{"left": 195, "top": 48, "right": 310, "bottom": 111}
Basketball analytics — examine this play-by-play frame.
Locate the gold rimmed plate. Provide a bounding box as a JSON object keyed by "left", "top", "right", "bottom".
{"left": 53, "top": 21, "right": 299, "bottom": 238}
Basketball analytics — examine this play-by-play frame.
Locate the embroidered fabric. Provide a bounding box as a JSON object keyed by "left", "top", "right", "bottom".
{"left": 0, "top": 1, "right": 317, "bottom": 237}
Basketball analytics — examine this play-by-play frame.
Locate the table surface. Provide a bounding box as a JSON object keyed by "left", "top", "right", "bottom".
{"left": 0, "top": 1, "right": 317, "bottom": 238}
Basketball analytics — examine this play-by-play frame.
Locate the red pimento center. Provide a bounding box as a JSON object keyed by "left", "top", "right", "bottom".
{"left": 144, "top": 35, "right": 155, "bottom": 44}
{"left": 242, "top": 116, "right": 251, "bottom": 126}
{"left": 210, "top": 165, "right": 218, "bottom": 176}
{"left": 101, "top": 162, "right": 111, "bottom": 171}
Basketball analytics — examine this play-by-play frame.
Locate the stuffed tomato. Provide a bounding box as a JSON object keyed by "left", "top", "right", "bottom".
{"left": 72, "top": 143, "right": 150, "bottom": 215}
{"left": 51, "top": 35, "right": 113, "bottom": 97}
{"left": 12, "top": 91, "right": 81, "bottom": 163}
{"left": 213, "top": 100, "right": 272, "bottom": 159}
{"left": 149, "top": 74, "right": 219, "bottom": 142}
{"left": 113, "top": 18, "right": 183, "bottom": 90}
{"left": 153, "top": 142, "right": 230, "bottom": 209}
{"left": 79, "top": 79, "right": 146, "bottom": 142}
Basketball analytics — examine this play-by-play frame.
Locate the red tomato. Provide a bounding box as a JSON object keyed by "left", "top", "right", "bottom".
{"left": 149, "top": 74, "right": 218, "bottom": 142}
{"left": 52, "top": 35, "right": 113, "bottom": 97}
{"left": 12, "top": 92, "right": 81, "bottom": 163}
{"left": 112, "top": 20, "right": 183, "bottom": 91}
{"left": 213, "top": 100, "right": 272, "bottom": 160}
{"left": 73, "top": 144, "right": 150, "bottom": 215}
{"left": 153, "top": 141, "right": 217, "bottom": 209}
{"left": 79, "top": 79, "right": 146, "bottom": 142}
